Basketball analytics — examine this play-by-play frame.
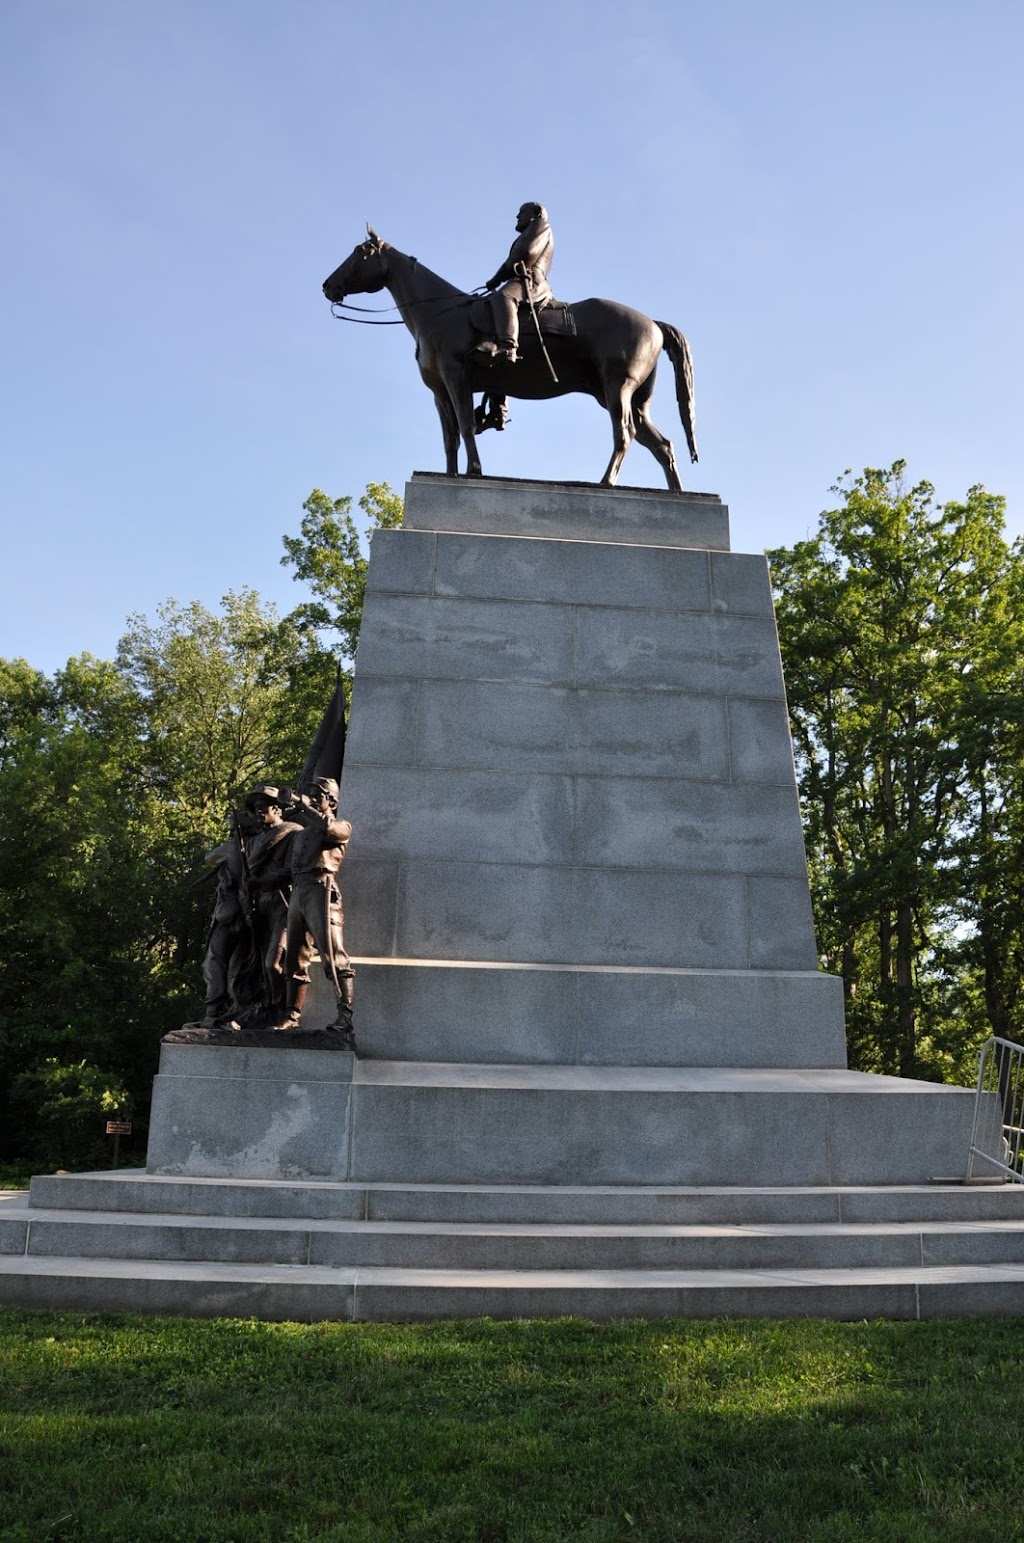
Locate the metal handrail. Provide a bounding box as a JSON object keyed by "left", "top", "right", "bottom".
{"left": 966, "top": 1035, "right": 1024, "bottom": 1184}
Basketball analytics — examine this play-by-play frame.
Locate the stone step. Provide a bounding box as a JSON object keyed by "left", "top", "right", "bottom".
{"left": 8, "top": 1199, "right": 1024, "bottom": 1273}
{"left": 3, "top": 1252, "right": 1024, "bottom": 1321}
{"left": 24, "top": 1175, "right": 1024, "bottom": 1226}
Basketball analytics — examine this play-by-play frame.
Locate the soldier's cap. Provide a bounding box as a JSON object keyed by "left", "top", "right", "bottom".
{"left": 311, "top": 776, "right": 340, "bottom": 804}
{"left": 244, "top": 783, "right": 285, "bottom": 811}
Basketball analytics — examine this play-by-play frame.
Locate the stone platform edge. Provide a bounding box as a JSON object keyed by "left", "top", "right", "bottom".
{"left": 401, "top": 473, "right": 730, "bottom": 551}
{"left": 143, "top": 1052, "right": 981, "bottom": 1187}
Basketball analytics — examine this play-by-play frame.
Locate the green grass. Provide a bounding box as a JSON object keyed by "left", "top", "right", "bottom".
{"left": 2, "top": 1311, "right": 1024, "bottom": 1542}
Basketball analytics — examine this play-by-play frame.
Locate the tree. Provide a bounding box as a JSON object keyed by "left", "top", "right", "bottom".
{"left": 770, "top": 463, "right": 1018, "bottom": 1080}
{"left": 0, "top": 591, "right": 337, "bottom": 1166}
{"left": 1, "top": 482, "right": 404, "bottom": 1168}
{"left": 280, "top": 482, "right": 403, "bottom": 662}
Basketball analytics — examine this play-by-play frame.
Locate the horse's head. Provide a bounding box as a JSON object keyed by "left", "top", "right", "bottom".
{"left": 322, "top": 225, "right": 389, "bottom": 302}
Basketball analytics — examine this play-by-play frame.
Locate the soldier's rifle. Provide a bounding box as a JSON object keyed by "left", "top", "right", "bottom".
{"left": 229, "top": 809, "right": 256, "bottom": 933}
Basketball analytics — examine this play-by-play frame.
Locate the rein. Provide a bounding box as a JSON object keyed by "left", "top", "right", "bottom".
{"left": 329, "top": 256, "right": 487, "bottom": 325}
{"left": 330, "top": 303, "right": 407, "bottom": 326}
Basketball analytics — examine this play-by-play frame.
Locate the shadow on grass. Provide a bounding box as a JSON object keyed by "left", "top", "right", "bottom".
{"left": 2, "top": 1312, "right": 1023, "bottom": 1541}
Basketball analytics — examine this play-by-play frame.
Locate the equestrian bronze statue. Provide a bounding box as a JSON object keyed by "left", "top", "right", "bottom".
{"left": 322, "top": 211, "right": 698, "bottom": 490}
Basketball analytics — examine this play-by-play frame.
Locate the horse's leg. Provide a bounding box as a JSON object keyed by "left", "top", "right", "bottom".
{"left": 599, "top": 381, "right": 637, "bottom": 487}
{"left": 632, "top": 402, "right": 683, "bottom": 492}
{"left": 433, "top": 389, "right": 460, "bottom": 476}
{"left": 440, "top": 365, "right": 483, "bottom": 477}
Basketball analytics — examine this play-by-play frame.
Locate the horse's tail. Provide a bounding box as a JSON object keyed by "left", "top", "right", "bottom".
{"left": 655, "top": 321, "right": 698, "bottom": 464}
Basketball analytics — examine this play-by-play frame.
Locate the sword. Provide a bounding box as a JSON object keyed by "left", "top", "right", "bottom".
{"left": 515, "top": 261, "right": 559, "bottom": 384}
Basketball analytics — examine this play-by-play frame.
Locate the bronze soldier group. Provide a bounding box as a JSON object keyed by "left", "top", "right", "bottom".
{"left": 198, "top": 778, "right": 356, "bottom": 1050}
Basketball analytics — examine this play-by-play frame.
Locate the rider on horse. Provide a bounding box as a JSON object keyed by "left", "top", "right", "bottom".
{"left": 476, "top": 202, "right": 553, "bottom": 365}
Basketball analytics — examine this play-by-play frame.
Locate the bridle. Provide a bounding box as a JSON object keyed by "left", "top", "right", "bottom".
{"left": 327, "top": 248, "right": 485, "bottom": 325}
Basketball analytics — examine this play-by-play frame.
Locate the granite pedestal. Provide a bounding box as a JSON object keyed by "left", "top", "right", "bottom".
{"left": 10, "top": 475, "right": 1008, "bottom": 1324}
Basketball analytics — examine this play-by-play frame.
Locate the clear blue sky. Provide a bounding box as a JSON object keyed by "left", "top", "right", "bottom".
{"left": 3, "top": 0, "right": 1022, "bottom": 675}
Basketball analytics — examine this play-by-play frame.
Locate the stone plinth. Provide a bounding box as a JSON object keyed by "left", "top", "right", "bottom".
{"left": 146, "top": 1045, "right": 354, "bottom": 1180}
{"left": 341, "top": 959, "right": 847, "bottom": 1068}
{"left": 402, "top": 471, "right": 729, "bottom": 549}
{"left": 144, "top": 1047, "right": 976, "bottom": 1187}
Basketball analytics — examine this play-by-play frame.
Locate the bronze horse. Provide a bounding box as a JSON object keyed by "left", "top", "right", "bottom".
{"left": 323, "top": 228, "right": 698, "bottom": 490}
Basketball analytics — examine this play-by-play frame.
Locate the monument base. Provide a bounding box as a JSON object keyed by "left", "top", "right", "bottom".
{"left": 146, "top": 1045, "right": 354, "bottom": 1180}
{"left": 144, "top": 1042, "right": 976, "bottom": 1188}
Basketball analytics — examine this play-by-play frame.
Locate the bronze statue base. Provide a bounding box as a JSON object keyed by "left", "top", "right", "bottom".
{"left": 165, "top": 1022, "right": 357, "bottom": 1053}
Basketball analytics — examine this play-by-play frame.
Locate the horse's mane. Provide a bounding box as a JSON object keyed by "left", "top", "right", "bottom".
{"left": 385, "top": 245, "right": 468, "bottom": 301}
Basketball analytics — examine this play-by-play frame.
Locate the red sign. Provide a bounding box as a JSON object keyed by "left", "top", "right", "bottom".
{"left": 105, "top": 1121, "right": 132, "bottom": 1136}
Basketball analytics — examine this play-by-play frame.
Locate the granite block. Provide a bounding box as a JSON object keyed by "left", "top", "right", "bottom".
{"left": 0, "top": 1266, "right": 355, "bottom": 1322}
{"left": 334, "top": 858, "right": 399, "bottom": 957}
{"left": 575, "top": 609, "right": 786, "bottom": 697}
{"left": 403, "top": 473, "right": 730, "bottom": 550}
{"left": 353, "top": 961, "right": 846, "bottom": 1069}
{"left": 827, "top": 1088, "right": 976, "bottom": 1185}
{"left": 362, "top": 1186, "right": 845, "bottom": 1226}
{"left": 364, "top": 529, "right": 436, "bottom": 595}
{"left": 728, "top": 697, "right": 799, "bottom": 786}
{"left": 355, "top": 961, "right": 577, "bottom": 1063}
{"left": 746, "top": 877, "right": 819, "bottom": 970}
{"left": 342, "top": 765, "right": 575, "bottom": 866}
{"left": 710, "top": 552, "right": 774, "bottom": 616}
{"left": 156, "top": 1044, "right": 355, "bottom": 1083}
{"left": 27, "top": 1218, "right": 310, "bottom": 1266}
{"left": 576, "top": 968, "right": 847, "bottom": 1068}
{"left": 433, "top": 532, "right": 712, "bottom": 612}
{"left": 839, "top": 1189, "right": 1024, "bottom": 1223}
{"left": 147, "top": 1070, "right": 353, "bottom": 1180}
{"left": 394, "top": 862, "right": 571, "bottom": 963}
{"left": 917, "top": 1279, "right": 1024, "bottom": 1316}
{"left": 343, "top": 677, "right": 420, "bottom": 767}
{"left": 0, "top": 1217, "right": 27, "bottom": 1255}
{"left": 348, "top": 1279, "right": 919, "bottom": 1323}
{"left": 417, "top": 681, "right": 730, "bottom": 781}
{"left": 574, "top": 777, "right": 809, "bottom": 875}
{"left": 349, "top": 1086, "right": 831, "bottom": 1186}
{"left": 392, "top": 861, "right": 751, "bottom": 968}
{"left": 28, "top": 1174, "right": 369, "bottom": 1222}
{"left": 920, "top": 1229, "right": 1024, "bottom": 1265}
{"left": 569, "top": 867, "right": 749, "bottom": 969}
{"left": 354, "top": 594, "right": 574, "bottom": 684}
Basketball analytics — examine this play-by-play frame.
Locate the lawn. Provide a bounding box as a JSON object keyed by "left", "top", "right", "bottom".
{"left": 3, "top": 1311, "right": 1024, "bottom": 1541}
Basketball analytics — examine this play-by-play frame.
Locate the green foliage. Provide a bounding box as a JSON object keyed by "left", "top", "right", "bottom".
{"left": 4, "top": 1311, "right": 1024, "bottom": 1540}
{"left": 0, "top": 482, "right": 400, "bottom": 1169}
{"left": 10, "top": 1059, "right": 131, "bottom": 1167}
{"left": 771, "top": 462, "right": 1023, "bottom": 1079}
{"left": 280, "top": 481, "right": 403, "bottom": 661}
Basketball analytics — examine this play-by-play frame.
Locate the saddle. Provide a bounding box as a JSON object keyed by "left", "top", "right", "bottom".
{"left": 468, "top": 295, "right": 577, "bottom": 341}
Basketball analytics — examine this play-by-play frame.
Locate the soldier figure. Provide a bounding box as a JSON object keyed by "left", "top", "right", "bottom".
{"left": 476, "top": 202, "right": 554, "bottom": 364}
{"left": 243, "top": 784, "right": 302, "bottom": 1022}
{"left": 275, "top": 777, "right": 356, "bottom": 1047}
{"left": 199, "top": 810, "right": 254, "bottom": 1027}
